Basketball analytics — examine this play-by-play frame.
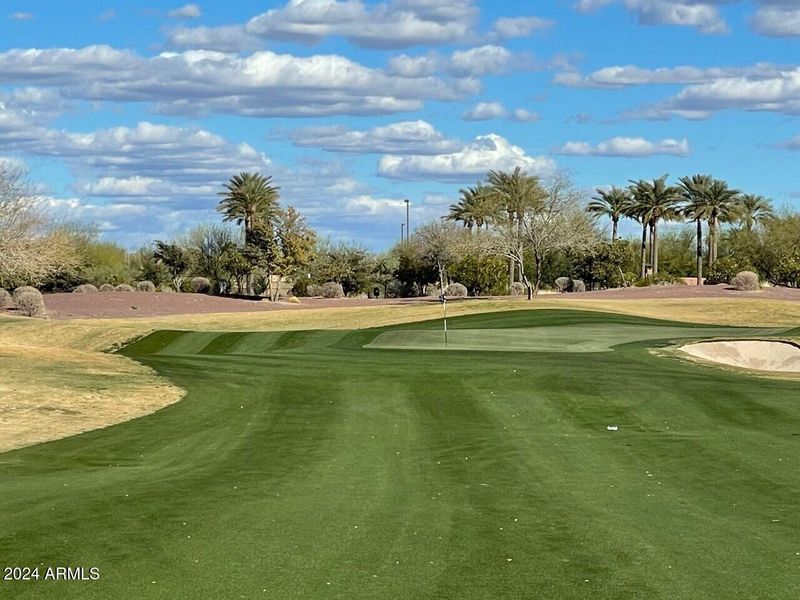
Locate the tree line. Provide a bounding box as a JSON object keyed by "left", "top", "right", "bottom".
{"left": 2, "top": 163, "right": 798, "bottom": 298}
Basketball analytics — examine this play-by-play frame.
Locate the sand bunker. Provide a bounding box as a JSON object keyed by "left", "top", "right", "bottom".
{"left": 680, "top": 340, "right": 800, "bottom": 373}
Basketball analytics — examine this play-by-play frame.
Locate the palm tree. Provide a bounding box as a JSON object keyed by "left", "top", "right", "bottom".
{"left": 217, "top": 172, "right": 280, "bottom": 294}
{"left": 486, "top": 167, "right": 545, "bottom": 286}
{"left": 735, "top": 194, "right": 774, "bottom": 232}
{"left": 447, "top": 183, "right": 493, "bottom": 233}
{"left": 702, "top": 179, "right": 740, "bottom": 267}
{"left": 628, "top": 175, "right": 682, "bottom": 277}
{"left": 587, "top": 186, "right": 631, "bottom": 242}
{"left": 678, "top": 174, "right": 713, "bottom": 285}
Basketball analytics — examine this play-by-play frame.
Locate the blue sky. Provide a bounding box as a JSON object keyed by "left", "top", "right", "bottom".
{"left": 1, "top": 0, "right": 799, "bottom": 249}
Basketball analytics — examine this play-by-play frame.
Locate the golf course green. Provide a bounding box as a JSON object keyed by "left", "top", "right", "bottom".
{"left": 1, "top": 309, "right": 799, "bottom": 599}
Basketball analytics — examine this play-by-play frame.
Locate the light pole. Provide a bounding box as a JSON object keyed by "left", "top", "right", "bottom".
{"left": 404, "top": 199, "right": 410, "bottom": 243}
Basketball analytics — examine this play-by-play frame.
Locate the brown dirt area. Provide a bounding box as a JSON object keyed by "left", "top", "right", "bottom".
{"left": 1, "top": 284, "right": 797, "bottom": 321}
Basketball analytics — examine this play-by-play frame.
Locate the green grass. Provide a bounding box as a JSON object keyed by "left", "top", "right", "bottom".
{"left": 1, "top": 309, "right": 800, "bottom": 599}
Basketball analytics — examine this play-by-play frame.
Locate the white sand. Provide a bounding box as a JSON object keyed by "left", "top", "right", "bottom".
{"left": 680, "top": 340, "right": 800, "bottom": 373}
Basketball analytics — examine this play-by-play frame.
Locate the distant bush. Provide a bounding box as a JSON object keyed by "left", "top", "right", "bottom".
{"left": 136, "top": 280, "right": 156, "bottom": 293}
{"left": 12, "top": 286, "right": 41, "bottom": 302}
{"left": 15, "top": 291, "right": 46, "bottom": 318}
{"left": 158, "top": 284, "right": 176, "bottom": 293}
{"left": 320, "top": 282, "right": 344, "bottom": 299}
{"left": 72, "top": 284, "right": 99, "bottom": 294}
{"left": 306, "top": 284, "right": 321, "bottom": 297}
{"left": 635, "top": 274, "right": 681, "bottom": 287}
{"left": 424, "top": 284, "right": 442, "bottom": 297}
{"left": 99, "top": 283, "right": 115, "bottom": 292}
{"left": 0, "top": 288, "right": 13, "bottom": 309}
{"left": 705, "top": 256, "right": 753, "bottom": 285}
{"left": 510, "top": 281, "right": 526, "bottom": 296}
{"left": 571, "top": 280, "right": 586, "bottom": 293}
{"left": 445, "top": 282, "right": 468, "bottom": 298}
{"left": 115, "top": 284, "right": 135, "bottom": 292}
{"left": 731, "top": 271, "right": 760, "bottom": 291}
{"left": 554, "top": 277, "right": 571, "bottom": 293}
{"left": 191, "top": 277, "right": 212, "bottom": 294}
{"left": 285, "top": 296, "right": 301, "bottom": 304}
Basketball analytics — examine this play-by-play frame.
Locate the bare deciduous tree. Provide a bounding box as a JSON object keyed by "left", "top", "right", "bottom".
{"left": 0, "top": 164, "right": 81, "bottom": 288}
{"left": 521, "top": 173, "right": 597, "bottom": 298}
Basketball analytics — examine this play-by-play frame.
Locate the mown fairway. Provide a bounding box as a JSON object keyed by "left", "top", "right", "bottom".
{"left": 1, "top": 309, "right": 799, "bottom": 599}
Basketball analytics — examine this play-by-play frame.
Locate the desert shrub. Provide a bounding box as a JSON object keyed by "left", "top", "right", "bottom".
{"left": 731, "top": 271, "right": 760, "bottom": 291}
{"left": 510, "top": 281, "right": 526, "bottom": 296}
{"left": 445, "top": 282, "right": 468, "bottom": 298}
{"left": 114, "top": 284, "right": 135, "bottom": 292}
{"left": 285, "top": 296, "right": 301, "bottom": 304}
{"left": 15, "top": 291, "right": 46, "bottom": 318}
{"left": 0, "top": 288, "right": 13, "bottom": 309}
{"left": 191, "top": 277, "right": 212, "bottom": 294}
{"left": 554, "top": 277, "right": 571, "bottom": 293}
{"left": 320, "top": 281, "right": 345, "bottom": 299}
{"left": 136, "top": 280, "right": 156, "bottom": 292}
{"left": 635, "top": 273, "right": 682, "bottom": 287}
{"left": 306, "top": 284, "right": 321, "bottom": 297}
{"left": 12, "top": 286, "right": 41, "bottom": 302}
{"left": 99, "top": 283, "right": 115, "bottom": 292}
{"left": 570, "top": 279, "right": 586, "bottom": 293}
{"left": 158, "top": 284, "right": 176, "bottom": 293}
{"left": 424, "top": 284, "right": 442, "bottom": 297}
{"left": 72, "top": 284, "right": 98, "bottom": 294}
{"left": 705, "top": 256, "right": 753, "bottom": 285}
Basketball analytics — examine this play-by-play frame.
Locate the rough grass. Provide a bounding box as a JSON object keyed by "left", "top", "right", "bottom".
{"left": 2, "top": 309, "right": 800, "bottom": 599}
{"left": 0, "top": 340, "right": 182, "bottom": 452}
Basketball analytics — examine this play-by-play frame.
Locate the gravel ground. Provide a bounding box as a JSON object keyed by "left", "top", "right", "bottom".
{"left": 0, "top": 284, "right": 796, "bottom": 320}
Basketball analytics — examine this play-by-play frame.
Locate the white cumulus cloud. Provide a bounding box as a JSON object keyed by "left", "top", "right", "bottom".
{"left": 555, "top": 136, "right": 691, "bottom": 157}
{"left": 751, "top": 4, "right": 800, "bottom": 37}
{"left": 491, "top": 16, "right": 554, "bottom": 38}
{"left": 378, "top": 133, "right": 555, "bottom": 181}
{"left": 244, "top": 0, "right": 479, "bottom": 49}
{"left": 168, "top": 4, "right": 202, "bottom": 19}
{"left": 0, "top": 45, "right": 476, "bottom": 118}
{"left": 462, "top": 102, "right": 507, "bottom": 121}
{"left": 573, "top": 0, "right": 728, "bottom": 34}
{"left": 288, "top": 120, "right": 462, "bottom": 154}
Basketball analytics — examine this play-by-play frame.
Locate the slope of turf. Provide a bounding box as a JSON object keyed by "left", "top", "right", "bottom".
{"left": 1, "top": 309, "right": 799, "bottom": 599}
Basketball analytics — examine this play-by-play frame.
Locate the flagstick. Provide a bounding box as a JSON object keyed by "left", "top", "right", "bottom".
{"left": 442, "top": 295, "right": 448, "bottom": 348}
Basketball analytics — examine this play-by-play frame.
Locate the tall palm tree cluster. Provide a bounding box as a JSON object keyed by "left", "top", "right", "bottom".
{"left": 586, "top": 174, "right": 773, "bottom": 284}
{"left": 446, "top": 167, "right": 546, "bottom": 285}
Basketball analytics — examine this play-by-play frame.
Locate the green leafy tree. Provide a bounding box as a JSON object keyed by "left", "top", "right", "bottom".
{"left": 246, "top": 215, "right": 312, "bottom": 300}
{"left": 310, "top": 241, "right": 376, "bottom": 296}
{"left": 153, "top": 241, "right": 191, "bottom": 292}
{"left": 181, "top": 224, "right": 241, "bottom": 294}
{"left": 449, "top": 247, "right": 509, "bottom": 296}
{"left": 574, "top": 240, "right": 638, "bottom": 290}
{"left": 220, "top": 246, "right": 252, "bottom": 294}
